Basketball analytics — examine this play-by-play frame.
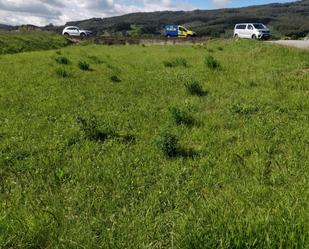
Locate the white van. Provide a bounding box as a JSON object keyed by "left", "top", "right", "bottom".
{"left": 234, "top": 23, "right": 271, "bottom": 40}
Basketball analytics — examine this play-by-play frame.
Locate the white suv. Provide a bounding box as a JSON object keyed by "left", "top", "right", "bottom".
{"left": 62, "top": 26, "right": 92, "bottom": 38}
{"left": 234, "top": 23, "right": 271, "bottom": 40}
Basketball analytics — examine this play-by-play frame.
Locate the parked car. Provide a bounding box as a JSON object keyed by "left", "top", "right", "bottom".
{"left": 234, "top": 23, "right": 271, "bottom": 40}
{"left": 165, "top": 25, "right": 196, "bottom": 38}
{"left": 62, "top": 26, "right": 92, "bottom": 38}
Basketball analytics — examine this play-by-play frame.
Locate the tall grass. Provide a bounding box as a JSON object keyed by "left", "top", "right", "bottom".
{"left": 0, "top": 39, "right": 308, "bottom": 248}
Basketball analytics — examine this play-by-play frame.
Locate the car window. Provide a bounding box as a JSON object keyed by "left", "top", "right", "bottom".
{"left": 247, "top": 25, "right": 253, "bottom": 30}
{"left": 236, "top": 25, "right": 246, "bottom": 30}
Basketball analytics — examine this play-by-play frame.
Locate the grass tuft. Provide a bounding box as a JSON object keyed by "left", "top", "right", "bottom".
{"left": 185, "top": 80, "right": 208, "bottom": 96}
{"left": 55, "top": 68, "right": 70, "bottom": 78}
{"left": 78, "top": 61, "right": 92, "bottom": 71}
{"left": 76, "top": 116, "right": 116, "bottom": 142}
{"left": 170, "top": 107, "right": 195, "bottom": 126}
{"left": 205, "top": 55, "right": 220, "bottom": 69}
{"left": 157, "top": 130, "right": 179, "bottom": 158}
{"left": 163, "top": 57, "right": 188, "bottom": 68}
{"left": 55, "top": 56, "right": 70, "bottom": 65}
{"left": 110, "top": 75, "right": 122, "bottom": 83}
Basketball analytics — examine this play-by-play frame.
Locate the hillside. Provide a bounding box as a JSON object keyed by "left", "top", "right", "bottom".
{"left": 0, "top": 32, "right": 71, "bottom": 54}
{"left": 63, "top": 0, "right": 309, "bottom": 37}
{"left": 0, "top": 40, "right": 308, "bottom": 248}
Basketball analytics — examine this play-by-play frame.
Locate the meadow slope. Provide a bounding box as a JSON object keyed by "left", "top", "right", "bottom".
{"left": 0, "top": 40, "right": 308, "bottom": 248}
{"left": 0, "top": 32, "right": 70, "bottom": 55}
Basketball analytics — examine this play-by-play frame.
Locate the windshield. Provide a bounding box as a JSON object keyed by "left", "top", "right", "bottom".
{"left": 253, "top": 24, "right": 266, "bottom": 29}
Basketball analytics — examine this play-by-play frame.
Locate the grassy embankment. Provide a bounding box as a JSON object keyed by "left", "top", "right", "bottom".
{"left": 0, "top": 40, "right": 308, "bottom": 248}
{"left": 0, "top": 31, "right": 70, "bottom": 54}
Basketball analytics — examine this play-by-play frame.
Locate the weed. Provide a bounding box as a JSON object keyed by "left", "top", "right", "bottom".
{"left": 110, "top": 75, "right": 122, "bottom": 83}
{"left": 55, "top": 56, "right": 70, "bottom": 65}
{"left": 163, "top": 57, "right": 188, "bottom": 68}
{"left": 184, "top": 80, "right": 208, "bottom": 96}
{"left": 170, "top": 107, "right": 195, "bottom": 126}
{"left": 55, "top": 68, "right": 70, "bottom": 78}
{"left": 78, "top": 61, "right": 92, "bottom": 71}
{"left": 205, "top": 55, "right": 220, "bottom": 69}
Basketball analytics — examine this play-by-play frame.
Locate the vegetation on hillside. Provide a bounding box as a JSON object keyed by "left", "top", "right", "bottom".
{"left": 0, "top": 31, "right": 71, "bottom": 54}
{"left": 1, "top": 1, "right": 309, "bottom": 38}
{"left": 0, "top": 40, "right": 308, "bottom": 248}
{"left": 63, "top": 0, "right": 309, "bottom": 38}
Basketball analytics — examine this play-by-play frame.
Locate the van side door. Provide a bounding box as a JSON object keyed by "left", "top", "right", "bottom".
{"left": 246, "top": 24, "right": 254, "bottom": 38}
{"left": 178, "top": 26, "right": 186, "bottom": 37}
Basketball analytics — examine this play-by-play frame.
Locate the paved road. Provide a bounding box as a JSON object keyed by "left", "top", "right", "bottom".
{"left": 269, "top": 40, "right": 309, "bottom": 50}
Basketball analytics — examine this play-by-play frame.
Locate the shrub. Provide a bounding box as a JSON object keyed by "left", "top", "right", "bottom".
{"left": 185, "top": 80, "right": 208, "bottom": 96}
{"left": 163, "top": 57, "right": 188, "bottom": 68}
{"left": 110, "top": 75, "right": 122, "bottom": 83}
{"left": 78, "top": 61, "right": 91, "bottom": 71}
{"left": 157, "top": 130, "right": 179, "bottom": 158}
{"left": 205, "top": 55, "right": 220, "bottom": 69}
{"left": 55, "top": 56, "right": 70, "bottom": 65}
{"left": 55, "top": 68, "right": 69, "bottom": 78}
{"left": 170, "top": 107, "right": 195, "bottom": 126}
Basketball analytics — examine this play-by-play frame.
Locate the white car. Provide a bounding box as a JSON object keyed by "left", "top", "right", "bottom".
{"left": 62, "top": 26, "right": 92, "bottom": 38}
{"left": 234, "top": 23, "right": 271, "bottom": 40}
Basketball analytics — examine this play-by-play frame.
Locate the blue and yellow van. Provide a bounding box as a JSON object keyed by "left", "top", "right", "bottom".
{"left": 165, "top": 25, "right": 196, "bottom": 38}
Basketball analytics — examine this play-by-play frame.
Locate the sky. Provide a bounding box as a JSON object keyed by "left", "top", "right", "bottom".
{"left": 0, "top": 0, "right": 296, "bottom": 26}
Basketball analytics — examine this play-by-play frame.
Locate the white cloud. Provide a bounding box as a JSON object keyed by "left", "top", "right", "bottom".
{"left": 0, "top": 0, "right": 194, "bottom": 26}
{"left": 210, "top": 0, "right": 231, "bottom": 6}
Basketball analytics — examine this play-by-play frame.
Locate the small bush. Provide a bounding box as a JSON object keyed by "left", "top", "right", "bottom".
{"left": 110, "top": 75, "right": 122, "bottom": 83}
{"left": 157, "top": 130, "right": 179, "bottom": 158}
{"left": 55, "top": 56, "right": 70, "bottom": 65}
{"left": 217, "top": 46, "right": 224, "bottom": 51}
{"left": 55, "top": 68, "right": 69, "bottom": 78}
{"left": 185, "top": 81, "right": 208, "bottom": 96}
{"left": 170, "top": 107, "right": 195, "bottom": 126}
{"left": 163, "top": 57, "right": 188, "bottom": 68}
{"left": 205, "top": 55, "right": 220, "bottom": 69}
{"left": 78, "top": 61, "right": 91, "bottom": 71}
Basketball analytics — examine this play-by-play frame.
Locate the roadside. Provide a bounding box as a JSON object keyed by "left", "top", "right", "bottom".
{"left": 269, "top": 40, "right": 309, "bottom": 50}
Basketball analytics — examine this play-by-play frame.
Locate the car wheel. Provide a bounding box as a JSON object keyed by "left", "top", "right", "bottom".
{"left": 234, "top": 34, "right": 238, "bottom": 39}
{"left": 252, "top": 34, "right": 257, "bottom": 40}
{"left": 80, "top": 33, "right": 86, "bottom": 39}
{"left": 187, "top": 35, "right": 191, "bottom": 39}
{"left": 166, "top": 35, "right": 171, "bottom": 38}
{"left": 64, "top": 33, "right": 70, "bottom": 38}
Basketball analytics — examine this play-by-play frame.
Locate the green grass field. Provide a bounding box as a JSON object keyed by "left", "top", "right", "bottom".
{"left": 0, "top": 32, "right": 70, "bottom": 55}
{"left": 0, "top": 40, "right": 308, "bottom": 248}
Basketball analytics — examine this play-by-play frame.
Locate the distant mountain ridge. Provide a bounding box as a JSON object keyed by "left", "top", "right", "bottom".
{"left": 1, "top": 0, "right": 309, "bottom": 37}
{"left": 64, "top": 0, "right": 309, "bottom": 37}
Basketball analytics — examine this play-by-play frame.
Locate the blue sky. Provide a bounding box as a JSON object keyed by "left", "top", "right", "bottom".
{"left": 0, "top": 0, "right": 297, "bottom": 26}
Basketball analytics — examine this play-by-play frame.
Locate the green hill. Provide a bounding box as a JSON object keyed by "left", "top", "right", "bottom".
{"left": 0, "top": 31, "right": 71, "bottom": 54}
{"left": 64, "top": 0, "right": 309, "bottom": 37}
{"left": 0, "top": 40, "right": 308, "bottom": 248}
